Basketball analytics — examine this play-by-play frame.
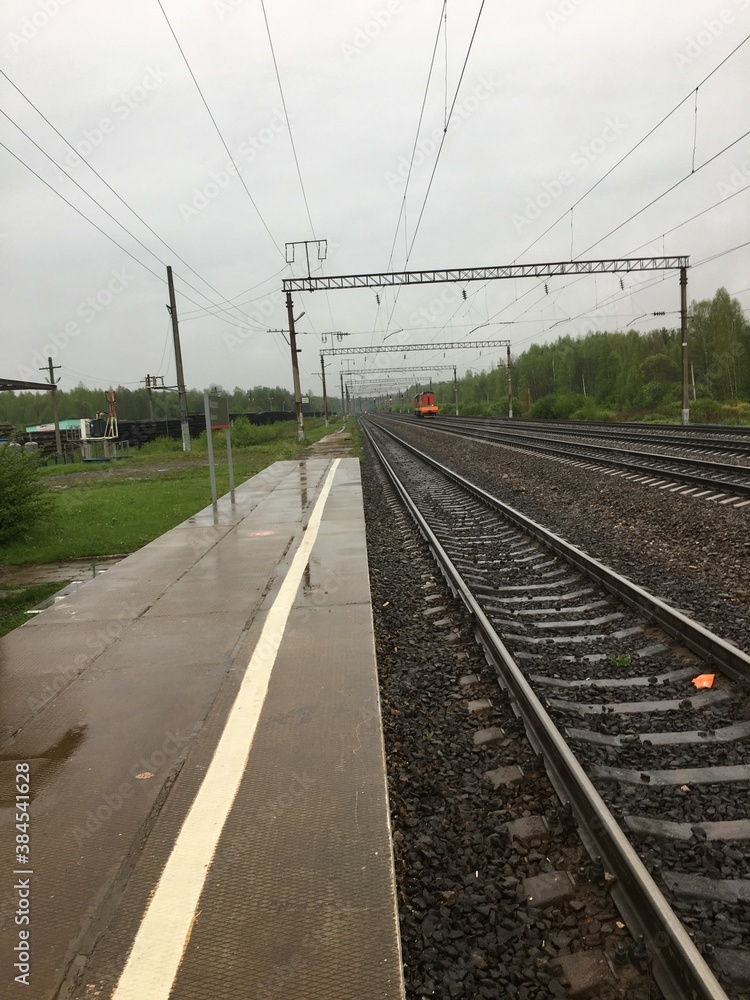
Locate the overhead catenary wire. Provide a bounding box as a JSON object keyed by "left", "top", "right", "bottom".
{"left": 0, "top": 106, "right": 278, "bottom": 332}
{"left": 0, "top": 68, "right": 273, "bottom": 331}
{"left": 578, "top": 128, "right": 750, "bottom": 257}
{"left": 155, "top": 0, "right": 284, "bottom": 258}
{"left": 382, "top": 0, "right": 485, "bottom": 338}
{"left": 514, "top": 31, "right": 750, "bottom": 262}
{"left": 0, "top": 137, "right": 279, "bottom": 335}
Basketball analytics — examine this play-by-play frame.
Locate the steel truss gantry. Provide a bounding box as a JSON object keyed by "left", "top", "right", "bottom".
{"left": 283, "top": 257, "right": 689, "bottom": 293}
{"left": 287, "top": 253, "right": 691, "bottom": 427}
{"left": 322, "top": 339, "right": 510, "bottom": 358}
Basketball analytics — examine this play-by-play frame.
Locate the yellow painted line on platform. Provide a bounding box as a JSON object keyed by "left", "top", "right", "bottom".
{"left": 111, "top": 459, "right": 341, "bottom": 1000}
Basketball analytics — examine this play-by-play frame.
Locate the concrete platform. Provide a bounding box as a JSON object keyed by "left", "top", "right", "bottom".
{"left": 0, "top": 458, "right": 404, "bottom": 1000}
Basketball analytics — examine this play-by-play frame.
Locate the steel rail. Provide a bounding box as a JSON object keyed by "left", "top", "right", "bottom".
{"left": 485, "top": 418, "right": 750, "bottom": 456}
{"left": 373, "top": 417, "right": 750, "bottom": 683}
{"left": 388, "top": 414, "right": 750, "bottom": 497}
{"left": 362, "top": 419, "right": 731, "bottom": 1000}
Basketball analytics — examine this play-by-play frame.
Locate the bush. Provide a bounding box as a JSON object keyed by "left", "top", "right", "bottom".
{"left": 0, "top": 442, "right": 54, "bottom": 544}
{"left": 529, "top": 393, "right": 586, "bottom": 419}
{"left": 689, "top": 398, "right": 724, "bottom": 422}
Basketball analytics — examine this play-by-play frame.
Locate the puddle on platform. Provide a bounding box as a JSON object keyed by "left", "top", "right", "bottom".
{"left": 0, "top": 556, "right": 123, "bottom": 589}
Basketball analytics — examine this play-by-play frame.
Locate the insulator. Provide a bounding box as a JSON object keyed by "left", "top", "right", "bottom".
{"left": 375, "top": 294, "right": 380, "bottom": 305}
{"left": 544, "top": 283, "right": 549, "bottom": 295}
{"left": 462, "top": 289, "right": 467, "bottom": 300}
{"left": 619, "top": 278, "right": 624, "bottom": 290}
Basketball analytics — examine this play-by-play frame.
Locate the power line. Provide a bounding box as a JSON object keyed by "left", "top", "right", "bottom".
{"left": 0, "top": 68, "right": 271, "bottom": 330}
{"left": 403, "top": 0, "right": 485, "bottom": 266}
{"left": 579, "top": 129, "right": 750, "bottom": 256}
{"left": 0, "top": 137, "right": 277, "bottom": 335}
{"left": 155, "top": 0, "right": 283, "bottom": 257}
{"left": 384, "top": 1, "right": 446, "bottom": 274}
{"left": 383, "top": 0, "right": 485, "bottom": 337}
{"left": 515, "top": 32, "right": 750, "bottom": 262}
{"left": 0, "top": 105, "right": 273, "bottom": 331}
{"left": 260, "top": 0, "right": 314, "bottom": 240}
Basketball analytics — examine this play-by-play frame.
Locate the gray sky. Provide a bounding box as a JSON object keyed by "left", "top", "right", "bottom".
{"left": 1, "top": 0, "right": 748, "bottom": 401}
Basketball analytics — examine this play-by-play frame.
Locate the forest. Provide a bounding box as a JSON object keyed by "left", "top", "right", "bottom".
{"left": 1, "top": 288, "right": 747, "bottom": 429}
{"left": 431, "top": 287, "right": 749, "bottom": 423}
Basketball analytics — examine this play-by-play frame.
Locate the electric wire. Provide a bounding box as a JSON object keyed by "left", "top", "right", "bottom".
{"left": 155, "top": 0, "right": 283, "bottom": 257}
{"left": 382, "top": 0, "right": 484, "bottom": 337}
{"left": 0, "top": 68, "right": 273, "bottom": 329}
{"left": 0, "top": 106, "right": 276, "bottom": 332}
{"left": 514, "top": 31, "right": 750, "bottom": 262}
{"left": 579, "top": 128, "right": 750, "bottom": 257}
{"left": 384, "top": 1, "right": 446, "bottom": 276}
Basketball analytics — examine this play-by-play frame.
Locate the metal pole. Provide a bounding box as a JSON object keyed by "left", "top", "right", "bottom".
{"left": 226, "top": 426, "right": 235, "bottom": 504}
{"left": 680, "top": 266, "right": 689, "bottom": 426}
{"left": 507, "top": 345, "right": 513, "bottom": 419}
{"left": 40, "top": 356, "right": 62, "bottom": 456}
{"left": 340, "top": 372, "right": 345, "bottom": 423}
{"left": 286, "top": 291, "right": 305, "bottom": 442}
{"left": 203, "top": 393, "right": 217, "bottom": 511}
{"left": 453, "top": 366, "right": 458, "bottom": 416}
{"left": 167, "top": 266, "right": 191, "bottom": 452}
{"left": 321, "top": 355, "right": 329, "bottom": 427}
{"left": 145, "top": 375, "right": 155, "bottom": 420}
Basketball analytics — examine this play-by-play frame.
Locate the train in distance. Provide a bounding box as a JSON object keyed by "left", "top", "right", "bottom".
{"left": 414, "top": 390, "right": 438, "bottom": 418}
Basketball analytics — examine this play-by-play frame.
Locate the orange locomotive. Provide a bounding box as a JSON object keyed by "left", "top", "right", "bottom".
{"left": 414, "top": 390, "right": 438, "bottom": 418}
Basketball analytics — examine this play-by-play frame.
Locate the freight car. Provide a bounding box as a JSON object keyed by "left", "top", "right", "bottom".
{"left": 414, "top": 391, "right": 438, "bottom": 418}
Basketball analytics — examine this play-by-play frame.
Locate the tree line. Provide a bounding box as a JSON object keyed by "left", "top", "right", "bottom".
{"left": 2, "top": 287, "right": 747, "bottom": 428}
{"left": 431, "top": 287, "right": 749, "bottom": 422}
{"left": 0, "top": 384, "right": 333, "bottom": 430}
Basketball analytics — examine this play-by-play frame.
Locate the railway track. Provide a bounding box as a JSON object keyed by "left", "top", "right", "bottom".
{"left": 463, "top": 417, "right": 750, "bottom": 460}
{"left": 382, "top": 414, "right": 750, "bottom": 503}
{"left": 361, "top": 416, "right": 750, "bottom": 1000}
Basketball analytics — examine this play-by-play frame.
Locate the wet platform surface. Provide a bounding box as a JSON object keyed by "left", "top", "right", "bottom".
{"left": 0, "top": 458, "right": 404, "bottom": 1000}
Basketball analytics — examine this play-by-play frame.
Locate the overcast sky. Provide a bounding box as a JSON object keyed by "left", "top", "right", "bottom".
{"left": 1, "top": 0, "right": 748, "bottom": 402}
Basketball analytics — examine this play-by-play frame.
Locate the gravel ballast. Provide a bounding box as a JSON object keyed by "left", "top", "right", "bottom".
{"left": 360, "top": 433, "right": 661, "bottom": 1000}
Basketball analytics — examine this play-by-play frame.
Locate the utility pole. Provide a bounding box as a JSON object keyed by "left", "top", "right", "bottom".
{"left": 320, "top": 355, "right": 329, "bottom": 428}
{"left": 680, "top": 265, "right": 689, "bottom": 426}
{"left": 506, "top": 345, "right": 513, "bottom": 419}
{"left": 453, "top": 366, "right": 458, "bottom": 416}
{"left": 143, "top": 375, "right": 156, "bottom": 421}
{"left": 340, "top": 372, "right": 345, "bottom": 423}
{"left": 166, "top": 266, "right": 191, "bottom": 451}
{"left": 285, "top": 291, "right": 305, "bottom": 443}
{"left": 40, "top": 357, "right": 62, "bottom": 456}
{"left": 345, "top": 385, "right": 351, "bottom": 417}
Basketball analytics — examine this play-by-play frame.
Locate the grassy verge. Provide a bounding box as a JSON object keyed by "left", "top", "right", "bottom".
{"left": 348, "top": 421, "right": 364, "bottom": 460}
{"left": 0, "top": 582, "right": 70, "bottom": 637}
{"left": 2, "top": 419, "right": 332, "bottom": 566}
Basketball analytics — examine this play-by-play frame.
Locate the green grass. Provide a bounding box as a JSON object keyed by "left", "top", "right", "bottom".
{"left": 1, "top": 419, "right": 333, "bottom": 566}
{"left": 0, "top": 582, "right": 70, "bottom": 637}
{"left": 348, "top": 421, "right": 364, "bottom": 460}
